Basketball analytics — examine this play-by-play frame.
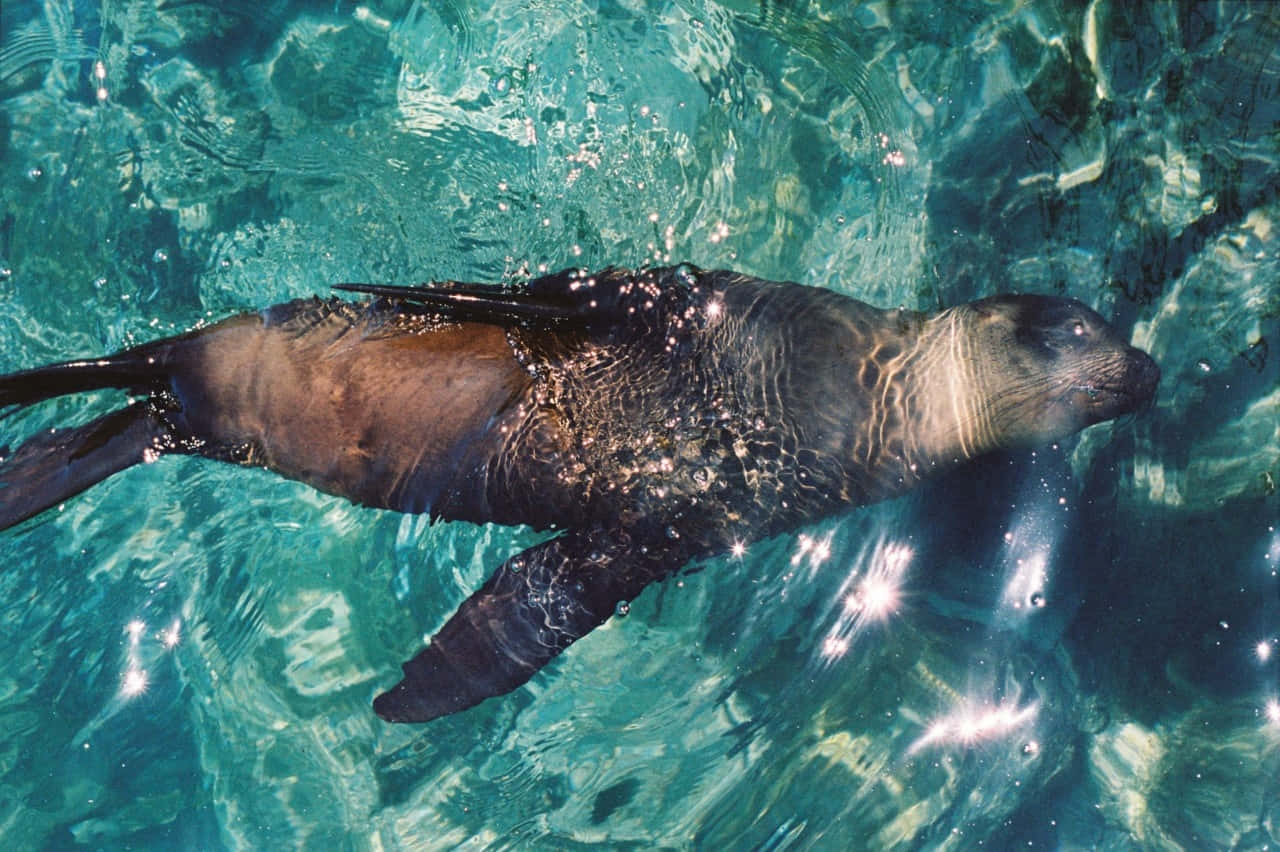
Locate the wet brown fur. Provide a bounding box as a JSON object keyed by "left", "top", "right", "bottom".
{"left": 0, "top": 267, "right": 1159, "bottom": 722}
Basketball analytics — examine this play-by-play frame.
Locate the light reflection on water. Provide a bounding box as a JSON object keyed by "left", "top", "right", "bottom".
{"left": 0, "top": 0, "right": 1277, "bottom": 848}
{"left": 814, "top": 534, "right": 910, "bottom": 665}
{"left": 72, "top": 615, "right": 182, "bottom": 748}
{"left": 908, "top": 699, "right": 1038, "bottom": 754}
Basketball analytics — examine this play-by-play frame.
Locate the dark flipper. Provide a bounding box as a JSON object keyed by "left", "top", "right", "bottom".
{"left": 0, "top": 403, "right": 171, "bottom": 531}
{"left": 374, "top": 529, "right": 681, "bottom": 723}
{"left": 0, "top": 350, "right": 166, "bottom": 409}
{"left": 333, "top": 281, "right": 582, "bottom": 326}
{"left": 336, "top": 265, "right": 704, "bottom": 335}
{"left": 0, "top": 349, "right": 175, "bottom": 531}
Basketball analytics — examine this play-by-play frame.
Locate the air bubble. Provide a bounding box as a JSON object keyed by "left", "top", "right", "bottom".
{"left": 615, "top": 601, "right": 630, "bottom": 617}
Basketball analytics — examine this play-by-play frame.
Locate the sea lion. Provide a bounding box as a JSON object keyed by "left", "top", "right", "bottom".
{"left": 0, "top": 265, "right": 1159, "bottom": 722}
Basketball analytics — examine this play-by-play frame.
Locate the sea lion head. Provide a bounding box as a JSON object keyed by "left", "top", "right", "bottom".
{"left": 950, "top": 294, "right": 1160, "bottom": 451}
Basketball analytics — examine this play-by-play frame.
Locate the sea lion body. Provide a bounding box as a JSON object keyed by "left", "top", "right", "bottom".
{"left": 0, "top": 266, "right": 1159, "bottom": 722}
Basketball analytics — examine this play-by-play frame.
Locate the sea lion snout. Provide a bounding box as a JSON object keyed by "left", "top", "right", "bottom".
{"left": 1071, "top": 344, "right": 1160, "bottom": 425}
{"left": 957, "top": 294, "right": 1161, "bottom": 448}
{"left": 1122, "top": 345, "right": 1160, "bottom": 410}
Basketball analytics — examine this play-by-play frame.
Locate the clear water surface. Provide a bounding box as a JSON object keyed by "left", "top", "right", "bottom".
{"left": 1, "top": 0, "right": 1277, "bottom": 848}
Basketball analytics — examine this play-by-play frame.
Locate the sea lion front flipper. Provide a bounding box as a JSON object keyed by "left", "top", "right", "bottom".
{"left": 335, "top": 265, "right": 705, "bottom": 334}
{"left": 332, "top": 281, "right": 580, "bottom": 325}
{"left": 374, "top": 529, "right": 678, "bottom": 723}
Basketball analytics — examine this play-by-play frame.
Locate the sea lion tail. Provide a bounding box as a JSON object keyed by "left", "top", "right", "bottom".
{"left": 0, "top": 350, "right": 173, "bottom": 531}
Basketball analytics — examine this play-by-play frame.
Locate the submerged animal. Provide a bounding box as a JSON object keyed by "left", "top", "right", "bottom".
{"left": 0, "top": 266, "right": 1158, "bottom": 722}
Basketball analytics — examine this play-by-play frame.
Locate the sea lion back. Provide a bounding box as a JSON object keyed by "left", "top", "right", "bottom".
{"left": 162, "top": 298, "right": 535, "bottom": 518}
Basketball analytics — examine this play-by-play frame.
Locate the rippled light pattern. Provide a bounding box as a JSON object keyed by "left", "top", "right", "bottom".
{"left": 1, "top": 1, "right": 1274, "bottom": 846}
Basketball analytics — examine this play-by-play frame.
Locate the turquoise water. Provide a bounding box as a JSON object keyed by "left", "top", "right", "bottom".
{"left": 1, "top": 0, "right": 1277, "bottom": 848}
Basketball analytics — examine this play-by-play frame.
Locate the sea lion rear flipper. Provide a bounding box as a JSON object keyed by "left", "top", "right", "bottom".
{"left": 374, "top": 529, "right": 677, "bottom": 723}
{"left": 0, "top": 403, "right": 170, "bottom": 530}
{"left": 0, "top": 342, "right": 189, "bottom": 531}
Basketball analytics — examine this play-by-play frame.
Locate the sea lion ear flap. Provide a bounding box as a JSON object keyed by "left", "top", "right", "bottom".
{"left": 373, "top": 531, "right": 675, "bottom": 723}
{"left": 966, "top": 295, "right": 1017, "bottom": 322}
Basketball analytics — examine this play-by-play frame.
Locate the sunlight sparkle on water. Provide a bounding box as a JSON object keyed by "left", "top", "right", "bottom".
{"left": 121, "top": 668, "right": 148, "bottom": 697}
{"left": 791, "top": 531, "right": 835, "bottom": 570}
{"left": 845, "top": 575, "right": 900, "bottom": 621}
{"left": 93, "top": 60, "right": 108, "bottom": 101}
{"left": 910, "top": 701, "right": 1039, "bottom": 753}
{"left": 1002, "top": 552, "right": 1049, "bottom": 611}
{"left": 1267, "top": 526, "right": 1279, "bottom": 576}
{"left": 161, "top": 620, "right": 182, "bottom": 648}
{"left": 818, "top": 538, "right": 911, "bottom": 663}
{"left": 822, "top": 636, "right": 850, "bottom": 658}
{"left": 790, "top": 534, "right": 811, "bottom": 566}
{"left": 1266, "top": 699, "right": 1280, "bottom": 726}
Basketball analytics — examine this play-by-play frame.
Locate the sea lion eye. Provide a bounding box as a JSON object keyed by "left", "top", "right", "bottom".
{"left": 1014, "top": 314, "right": 1090, "bottom": 357}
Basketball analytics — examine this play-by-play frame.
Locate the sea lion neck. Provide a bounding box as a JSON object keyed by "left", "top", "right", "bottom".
{"left": 893, "top": 305, "right": 998, "bottom": 479}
